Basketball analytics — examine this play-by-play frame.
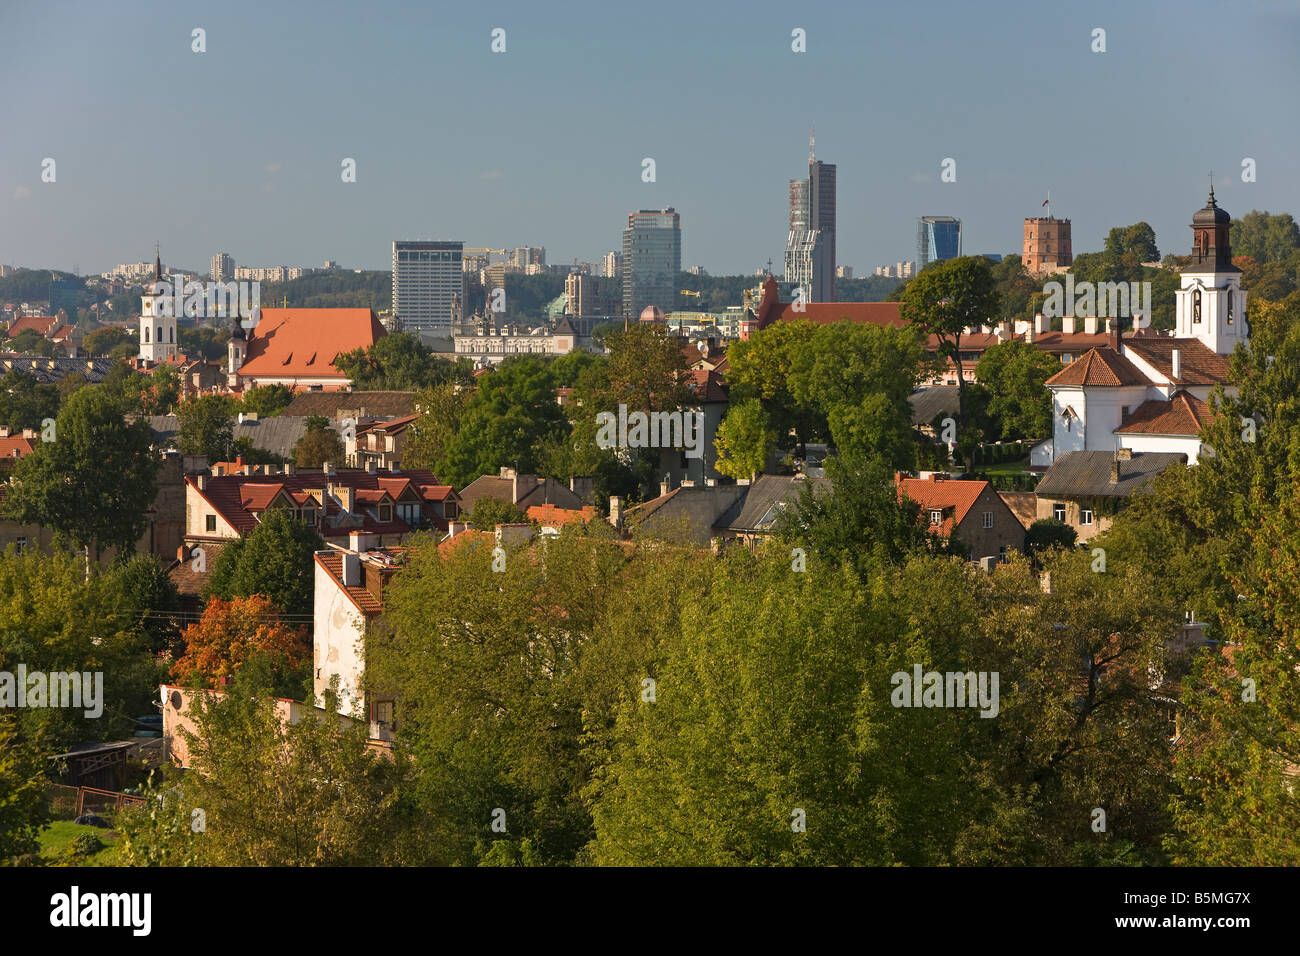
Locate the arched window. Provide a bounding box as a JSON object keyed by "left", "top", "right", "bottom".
{"left": 157, "top": 326, "right": 163, "bottom": 341}
{"left": 1193, "top": 290, "right": 1202, "bottom": 324}
{"left": 168, "top": 326, "right": 173, "bottom": 343}
{"left": 144, "top": 326, "right": 150, "bottom": 343}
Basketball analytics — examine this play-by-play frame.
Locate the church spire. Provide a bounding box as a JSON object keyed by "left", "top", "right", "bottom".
{"left": 153, "top": 242, "right": 162, "bottom": 282}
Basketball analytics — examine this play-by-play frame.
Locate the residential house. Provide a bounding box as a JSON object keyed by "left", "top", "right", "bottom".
{"left": 897, "top": 473, "right": 1025, "bottom": 563}
{"left": 1033, "top": 449, "right": 1187, "bottom": 543}
{"left": 458, "top": 467, "right": 587, "bottom": 514}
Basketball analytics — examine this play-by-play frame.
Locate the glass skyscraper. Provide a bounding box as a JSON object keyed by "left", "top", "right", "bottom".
{"left": 916, "top": 217, "right": 963, "bottom": 271}
{"left": 621, "top": 208, "right": 681, "bottom": 319}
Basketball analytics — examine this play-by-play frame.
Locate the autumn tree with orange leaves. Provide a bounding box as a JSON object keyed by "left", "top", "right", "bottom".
{"left": 172, "top": 595, "right": 311, "bottom": 699}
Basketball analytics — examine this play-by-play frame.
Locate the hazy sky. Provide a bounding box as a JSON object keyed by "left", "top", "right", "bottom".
{"left": 2, "top": 0, "right": 1298, "bottom": 277}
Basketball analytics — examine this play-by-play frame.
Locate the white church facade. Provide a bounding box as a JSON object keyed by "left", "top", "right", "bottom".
{"left": 1032, "top": 188, "right": 1245, "bottom": 468}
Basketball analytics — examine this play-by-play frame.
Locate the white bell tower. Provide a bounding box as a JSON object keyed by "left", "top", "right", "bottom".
{"left": 1175, "top": 186, "right": 1248, "bottom": 356}
{"left": 139, "top": 248, "right": 178, "bottom": 362}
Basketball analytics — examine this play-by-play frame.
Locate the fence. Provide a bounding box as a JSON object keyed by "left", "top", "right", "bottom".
{"left": 47, "top": 783, "right": 145, "bottom": 820}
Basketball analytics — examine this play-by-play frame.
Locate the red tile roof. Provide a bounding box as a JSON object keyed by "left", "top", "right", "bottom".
{"left": 527, "top": 504, "right": 599, "bottom": 526}
{"left": 238, "top": 308, "right": 386, "bottom": 381}
{"left": 687, "top": 368, "right": 729, "bottom": 403}
{"left": 437, "top": 529, "right": 495, "bottom": 557}
{"left": 1122, "top": 338, "right": 1231, "bottom": 386}
{"left": 6, "top": 316, "right": 60, "bottom": 338}
{"left": 189, "top": 468, "right": 449, "bottom": 536}
{"left": 1045, "top": 347, "right": 1149, "bottom": 387}
{"left": 897, "top": 475, "right": 990, "bottom": 537}
{"left": 1115, "top": 392, "right": 1215, "bottom": 436}
{"left": 314, "top": 550, "right": 384, "bottom": 615}
{"left": 0, "top": 436, "right": 35, "bottom": 460}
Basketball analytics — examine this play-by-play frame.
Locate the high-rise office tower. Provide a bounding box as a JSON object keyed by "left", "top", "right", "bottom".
{"left": 621, "top": 208, "right": 681, "bottom": 319}
{"left": 916, "top": 217, "right": 963, "bottom": 271}
{"left": 210, "top": 252, "right": 235, "bottom": 281}
{"left": 601, "top": 251, "right": 622, "bottom": 278}
{"left": 391, "top": 240, "right": 466, "bottom": 334}
{"left": 783, "top": 135, "right": 836, "bottom": 301}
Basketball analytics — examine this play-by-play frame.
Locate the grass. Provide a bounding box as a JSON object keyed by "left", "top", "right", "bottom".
{"left": 37, "top": 820, "right": 122, "bottom": 866}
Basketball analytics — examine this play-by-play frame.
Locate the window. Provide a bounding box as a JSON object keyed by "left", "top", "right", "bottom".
{"left": 930, "top": 510, "right": 943, "bottom": 526}
{"left": 205, "top": 514, "right": 216, "bottom": 532}
{"left": 445, "top": 502, "right": 458, "bottom": 519}
{"left": 1081, "top": 509, "right": 1094, "bottom": 526}
{"left": 1053, "top": 504, "right": 1066, "bottom": 522}
{"left": 379, "top": 504, "right": 392, "bottom": 522}
{"left": 999, "top": 545, "right": 1007, "bottom": 563}
{"left": 983, "top": 511, "right": 994, "bottom": 529}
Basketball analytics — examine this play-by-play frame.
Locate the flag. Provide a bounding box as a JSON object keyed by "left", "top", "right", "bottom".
{"left": 1041, "top": 198, "right": 1050, "bottom": 207}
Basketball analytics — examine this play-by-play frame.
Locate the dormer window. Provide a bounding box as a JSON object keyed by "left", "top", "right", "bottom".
{"left": 379, "top": 504, "right": 392, "bottom": 522}
{"left": 929, "top": 510, "right": 943, "bottom": 526}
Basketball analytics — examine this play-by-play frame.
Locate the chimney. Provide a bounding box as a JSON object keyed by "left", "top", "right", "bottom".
{"left": 608, "top": 496, "right": 623, "bottom": 529}
{"left": 495, "top": 522, "right": 534, "bottom": 552}
{"left": 389, "top": 460, "right": 400, "bottom": 472}
{"left": 512, "top": 473, "right": 539, "bottom": 504}
{"left": 1034, "top": 313, "right": 1047, "bottom": 335}
{"left": 283, "top": 462, "right": 294, "bottom": 475}
{"left": 337, "top": 485, "right": 356, "bottom": 513}
{"left": 660, "top": 478, "right": 671, "bottom": 497}
{"left": 323, "top": 461, "right": 335, "bottom": 475}
{"left": 1171, "top": 348, "right": 1181, "bottom": 381}
{"left": 1062, "top": 315, "right": 1075, "bottom": 334}
{"left": 1110, "top": 456, "right": 1121, "bottom": 484}
{"left": 196, "top": 474, "right": 207, "bottom": 491}
{"left": 1117, "top": 448, "right": 1133, "bottom": 460}
{"left": 447, "top": 520, "right": 467, "bottom": 538}
{"left": 176, "top": 544, "right": 187, "bottom": 563}
{"left": 348, "top": 529, "right": 375, "bottom": 552}
{"left": 366, "top": 459, "right": 376, "bottom": 473}
{"left": 1112, "top": 320, "right": 1122, "bottom": 351}
{"left": 1025, "top": 321, "right": 1035, "bottom": 344}
{"left": 1084, "top": 315, "right": 1097, "bottom": 335}
{"left": 341, "top": 552, "right": 361, "bottom": 587}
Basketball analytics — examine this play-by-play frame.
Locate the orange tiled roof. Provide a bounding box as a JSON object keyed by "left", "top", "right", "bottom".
{"left": 1115, "top": 392, "right": 1215, "bottom": 436}
{"left": 1045, "top": 347, "right": 1149, "bottom": 387}
{"left": 0, "top": 436, "right": 35, "bottom": 459}
{"left": 314, "top": 550, "right": 384, "bottom": 615}
{"left": 238, "top": 308, "right": 386, "bottom": 381}
{"left": 1122, "top": 338, "right": 1231, "bottom": 386}
{"left": 527, "top": 504, "right": 598, "bottom": 526}
{"left": 897, "top": 475, "right": 990, "bottom": 537}
{"left": 6, "top": 315, "right": 59, "bottom": 338}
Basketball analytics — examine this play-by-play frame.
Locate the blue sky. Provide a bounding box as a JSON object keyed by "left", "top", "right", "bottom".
{"left": 2, "top": 0, "right": 1298, "bottom": 277}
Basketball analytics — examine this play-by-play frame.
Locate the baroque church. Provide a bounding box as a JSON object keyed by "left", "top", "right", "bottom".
{"left": 1032, "top": 187, "right": 1247, "bottom": 467}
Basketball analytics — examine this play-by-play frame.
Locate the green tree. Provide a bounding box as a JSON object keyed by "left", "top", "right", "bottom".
{"left": 1229, "top": 210, "right": 1300, "bottom": 265}
{"left": 2, "top": 386, "right": 158, "bottom": 567}
{"left": 0, "top": 370, "right": 60, "bottom": 432}
{"left": 975, "top": 340, "right": 1061, "bottom": 440}
{"left": 1167, "top": 477, "right": 1300, "bottom": 864}
{"left": 205, "top": 507, "right": 325, "bottom": 617}
{"left": 334, "top": 333, "right": 471, "bottom": 390}
{"left": 164, "top": 675, "right": 420, "bottom": 865}
{"left": 1103, "top": 222, "right": 1160, "bottom": 263}
{"left": 0, "top": 717, "right": 51, "bottom": 862}
{"left": 292, "top": 419, "right": 344, "bottom": 468}
{"left": 714, "top": 398, "right": 775, "bottom": 481}
{"left": 402, "top": 384, "right": 466, "bottom": 472}
{"left": 178, "top": 394, "right": 236, "bottom": 462}
{"left": 1024, "top": 518, "right": 1077, "bottom": 562}
{"left": 239, "top": 384, "right": 294, "bottom": 418}
{"left": 465, "top": 496, "right": 529, "bottom": 529}
{"left": 437, "top": 357, "right": 568, "bottom": 487}
{"left": 7, "top": 329, "right": 57, "bottom": 357}
{"left": 900, "top": 256, "right": 1002, "bottom": 425}
{"left": 82, "top": 325, "right": 134, "bottom": 356}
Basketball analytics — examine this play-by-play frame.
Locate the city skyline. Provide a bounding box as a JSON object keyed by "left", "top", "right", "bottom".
{"left": 2, "top": 0, "right": 1298, "bottom": 278}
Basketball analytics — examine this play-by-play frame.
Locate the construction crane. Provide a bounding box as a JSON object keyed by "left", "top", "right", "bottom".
{"left": 465, "top": 247, "right": 507, "bottom": 257}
